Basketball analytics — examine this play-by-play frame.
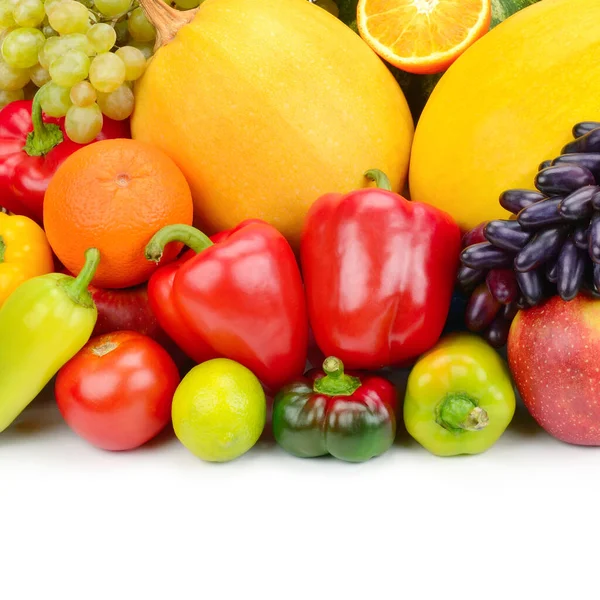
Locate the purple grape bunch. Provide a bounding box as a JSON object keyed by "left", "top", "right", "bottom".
{"left": 458, "top": 120, "right": 600, "bottom": 348}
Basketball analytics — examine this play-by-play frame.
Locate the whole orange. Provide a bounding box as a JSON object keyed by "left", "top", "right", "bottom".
{"left": 43, "top": 138, "right": 194, "bottom": 289}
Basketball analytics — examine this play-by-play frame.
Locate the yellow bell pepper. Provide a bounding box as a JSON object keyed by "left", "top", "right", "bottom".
{"left": 0, "top": 212, "right": 55, "bottom": 307}
{"left": 403, "top": 333, "right": 516, "bottom": 457}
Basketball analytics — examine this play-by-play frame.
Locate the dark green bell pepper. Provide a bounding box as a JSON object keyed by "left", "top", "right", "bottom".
{"left": 271, "top": 356, "right": 397, "bottom": 463}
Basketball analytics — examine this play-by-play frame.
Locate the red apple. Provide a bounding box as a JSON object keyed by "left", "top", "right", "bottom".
{"left": 508, "top": 294, "right": 600, "bottom": 445}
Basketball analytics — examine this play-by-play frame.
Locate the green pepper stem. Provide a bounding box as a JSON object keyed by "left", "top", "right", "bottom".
{"left": 23, "top": 84, "right": 64, "bottom": 157}
{"left": 0, "top": 236, "right": 5, "bottom": 264}
{"left": 364, "top": 169, "right": 392, "bottom": 192}
{"left": 435, "top": 392, "right": 489, "bottom": 433}
{"left": 145, "top": 223, "right": 213, "bottom": 263}
{"left": 63, "top": 248, "right": 101, "bottom": 306}
{"left": 313, "top": 356, "right": 362, "bottom": 397}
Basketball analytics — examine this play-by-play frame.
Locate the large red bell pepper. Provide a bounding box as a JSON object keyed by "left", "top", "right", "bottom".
{"left": 0, "top": 90, "right": 129, "bottom": 224}
{"left": 145, "top": 219, "right": 308, "bottom": 391}
{"left": 301, "top": 169, "right": 462, "bottom": 370}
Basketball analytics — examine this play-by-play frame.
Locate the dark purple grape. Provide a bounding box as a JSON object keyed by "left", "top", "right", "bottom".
{"left": 457, "top": 264, "right": 486, "bottom": 288}
{"left": 539, "top": 160, "right": 552, "bottom": 171}
{"left": 591, "top": 190, "right": 600, "bottom": 211}
{"left": 501, "top": 301, "right": 519, "bottom": 322}
{"left": 552, "top": 153, "right": 600, "bottom": 180}
{"left": 588, "top": 212, "right": 600, "bottom": 264}
{"left": 514, "top": 226, "right": 568, "bottom": 272}
{"left": 573, "top": 122, "right": 600, "bottom": 138}
{"left": 545, "top": 256, "right": 559, "bottom": 282}
{"left": 535, "top": 165, "right": 596, "bottom": 196}
{"left": 461, "top": 222, "right": 488, "bottom": 249}
{"left": 460, "top": 242, "right": 514, "bottom": 270}
{"left": 556, "top": 239, "right": 585, "bottom": 301}
{"left": 499, "top": 189, "right": 546, "bottom": 214}
{"left": 558, "top": 186, "right": 598, "bottom": 221}
{"left": 562, "top": 129, "right": 600, "bottom": 154}
{"left": 465, "top": 283, "right": 501, "bottom": 332}
{"left": 483, "top": 314, "right": 511, "bottom": 348}
{"left": 516, "top": 269, "right": 545, "bottom": 306}
{"left": 517, "top": 196, "right": 564, "bottom": 229}
{"left": 483, "top": 220, "right": 531, "bottom": 251}
{"left": 486, "top": 269, "right": 519, "bottom": 305}
{"left": 574, "top": 223, "right": 590, "bottom": 250}
{"left": 594, "top": 263, "right": 600, "bottom": 291}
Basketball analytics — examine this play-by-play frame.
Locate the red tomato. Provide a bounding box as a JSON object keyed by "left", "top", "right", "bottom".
{"left": 55, "top": 331, "right": 181, "bottom": 451}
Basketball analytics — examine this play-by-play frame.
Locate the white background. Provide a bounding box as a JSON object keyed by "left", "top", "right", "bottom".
{"left": 1, "top": 373, "right": 599, "bottom": 600}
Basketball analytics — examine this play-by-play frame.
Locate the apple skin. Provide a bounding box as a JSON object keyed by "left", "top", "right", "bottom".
{"left": 507, "top": 294, "right": 600, "bottom": 445}
{"left": 87, "top": 283, "right": 193, "bottom": 375}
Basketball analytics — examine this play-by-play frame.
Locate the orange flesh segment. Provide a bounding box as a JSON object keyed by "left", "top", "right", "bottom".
{"left": 360, "top": 0, "right": 488, "bottom": 62}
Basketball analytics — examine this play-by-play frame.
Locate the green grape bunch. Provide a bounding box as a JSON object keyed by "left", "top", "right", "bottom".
{"left": 0, "top": 0, "right": 197, "bottom": 143}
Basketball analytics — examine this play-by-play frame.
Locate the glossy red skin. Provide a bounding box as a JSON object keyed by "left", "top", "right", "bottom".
{"left": 147, "top": 249, "right": 217, "bottom": 365}
{"left": 508, "top": 294, "right": 600, "bottom": 446}
{"left": 55, "top": 331, "right": 180, "bottom": 451}
{"left": 163, "top": 219, "right": 308, "bottom": 392}
{"left": 301, "top": 189, "right": 462, "bottom": 370}
{"left": 0, "top": 100, "right": 130, "bottom": 223}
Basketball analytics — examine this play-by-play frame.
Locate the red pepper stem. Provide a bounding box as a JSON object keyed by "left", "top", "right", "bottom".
{"left": 23, "top": 84, "right": 64, "bottom": 157}
{"left": 435, "top": 392, "right": 489, "bottom": 433}
{"left": 364, "top": 169, "right": 392, "bottom": 192}
{"left": 62, "top": 248, "right": 101, "bottom": 307}
{"left": 313, "top": 356, "right": 362, "bottom": 397}
{"left": 145, "top": 223, "right": 214, "bottom": 263}
{"left": 0, "top": 236, "right": 5, "bottom": 264}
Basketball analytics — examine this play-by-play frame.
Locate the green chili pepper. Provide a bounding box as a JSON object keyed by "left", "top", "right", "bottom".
{"left": 403, "top": 333, "right": 515, "bottom": 457}
{"left": 0, "top": 248, "right": 100, "bottom": 433}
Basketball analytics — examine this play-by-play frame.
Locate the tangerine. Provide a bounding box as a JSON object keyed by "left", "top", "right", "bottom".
{"left": 43, "top": 138, "right": 193, "bottom": 289}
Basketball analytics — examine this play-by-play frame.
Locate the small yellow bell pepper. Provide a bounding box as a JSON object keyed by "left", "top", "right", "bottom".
{"left": 0, "top": 212, "right": 55, "bottom": 308}
{"left": 403, "top": 333, "right": 516, "bottom": 457}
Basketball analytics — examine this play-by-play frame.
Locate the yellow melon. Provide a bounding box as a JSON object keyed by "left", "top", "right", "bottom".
{"left": 131, "top": 0, "right": 414, "bottom": 248}
{"left": 409, "top": 0, "right": 600, "bottom": 232}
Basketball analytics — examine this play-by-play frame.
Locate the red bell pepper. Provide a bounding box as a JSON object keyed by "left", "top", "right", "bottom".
{"left": 145, "top": 219, "right": 308, "bottom": 391}
{"left": 301, "top": 169, "right": 462, "bottom": 370}
{"left": 0, "top": 90, "right": 130, "bottom": 224}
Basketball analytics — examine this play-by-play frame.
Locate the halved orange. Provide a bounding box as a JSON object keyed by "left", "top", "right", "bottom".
{"left": 357, "top": 0, "right": 492, "bottom": 75}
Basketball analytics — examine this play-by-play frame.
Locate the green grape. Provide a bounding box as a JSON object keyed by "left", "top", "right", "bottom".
{"left": 1, "top": 26, "right": 45, "bottom": 68}
{"left": 96, "top": 82, "right": 131, "bottom": 119}
{"left": 64, "top": 101, "right": 102, "bottom": 143}
{"left": 86, "top": 22, "right": 115, "bottom": 53}
{"left": 48, "top": 0, "right": 90, "bottom": 34}
{"left": 42, "top": 32, "right": 94, "bottom": 70}
{"left": 175, "top": 0, "right": 200, "bottom": 8}
{"left": 28, "top": 62, "right": 50, "bottom": 86}
{"left": 0, "top": 86, "right": 23, "bottom": 107}
{"left": 69, "top": 78, "right": 94, "bottom": 105}
{"left": 88, "top": 51, "right": 124, "bottom": 92}
{"left": 113, "top": 17, "right": 127, "bottom": 46}
{"left": 44, "top": 0, "right": 67, "bottom": 17}
{"left": 39, "top": 80, "right": 71, "bottom": 115}
{"left": 13, "top": 0, "right": 45, "bottom": 27}
{"left": 129, "top": 41, "right": 153, "bottom": 60}
{"left": 93, "top": 0, "right": 131, "bottom": 18}
{"left": 0, "top": 54, "right": 29, "bottom": 90}
{"left": 127, "top": 7, "right": 155, "bottom": 43}
{"left": 0, "top": 0, "right": 18, "bottom": 28}
{"left": 48, "top": 48, "right": 89, "bottom": 86}
{"left": 115, "top": 45, "right": 145, "bottom": 80}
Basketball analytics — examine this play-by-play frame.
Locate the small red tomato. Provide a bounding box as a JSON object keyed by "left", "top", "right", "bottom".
{"left": 55, "top": 331, "right": 180, "bottom": 451}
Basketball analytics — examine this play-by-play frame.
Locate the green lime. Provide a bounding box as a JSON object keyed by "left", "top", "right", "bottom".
{"left": 172, "top": 358, "right": 266, "bottom": 462}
